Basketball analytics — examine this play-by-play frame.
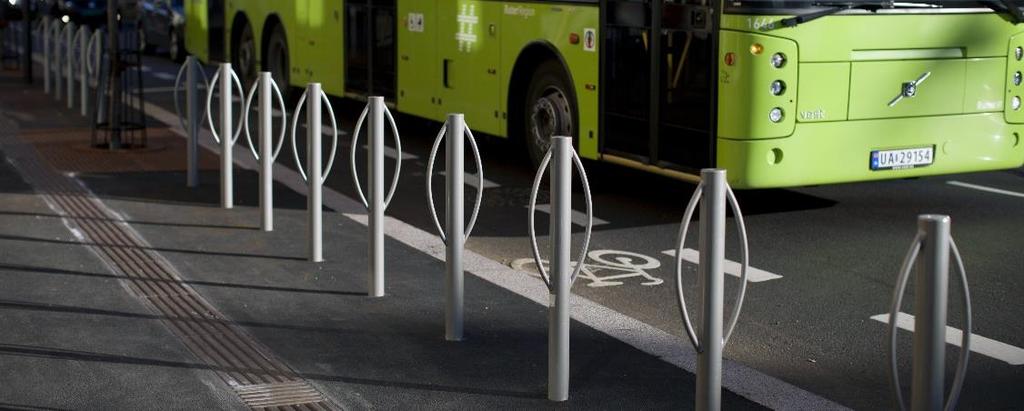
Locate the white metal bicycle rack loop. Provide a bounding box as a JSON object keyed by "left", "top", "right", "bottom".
{"left": 205, "top": 63, "right": 245, "bottom": 208}
{"left": 426, "top": 113, "right": 484, "bottom": 341}
{"left": 290, "top": 82, "right": 339, "bottom": 262}
{"left": 350, "top": 97, "right": 402, "bottom": 297}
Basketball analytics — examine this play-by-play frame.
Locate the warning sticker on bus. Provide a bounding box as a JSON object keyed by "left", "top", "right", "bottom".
{"left": 583, "top": 28, "right": 596, "bottom": 52}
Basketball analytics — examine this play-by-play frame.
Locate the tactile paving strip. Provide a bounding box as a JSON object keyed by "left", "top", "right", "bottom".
{"left": 0, "top": 117, "right": 337, "bottom": 411}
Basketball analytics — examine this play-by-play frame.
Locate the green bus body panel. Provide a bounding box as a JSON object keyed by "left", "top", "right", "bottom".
{"left": 718, "top": 30, "right": 797, "bottom": 139}
{"left": 718, "top": 12, "right": 1024, "bottom": 188}
{"left": 397, "top": 1, "right": 600, "bottom": 157}
{"left": 1008, "top": 33, "right": 1024, "bottom": 124}
{"left": 184, "top": 0, "right": 210, "bottom": 61}
{"left": 718, "top": 113, "right": 1024, "bottom": 188}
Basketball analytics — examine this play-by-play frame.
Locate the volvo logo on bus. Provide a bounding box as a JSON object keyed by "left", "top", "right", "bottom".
{"left": 888, "top": 71, "right": 931, "bottom": 107}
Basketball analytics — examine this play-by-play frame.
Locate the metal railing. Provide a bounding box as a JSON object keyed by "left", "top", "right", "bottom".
{"left": 173, "top": 56, "right": 210, "bottom": 188}
{"left": 526, "top": 136, "right": 594, "bottom": 402}
{"left": 245, "top": 72, "right": 288, "bottom": 231}
{"left": 674, "top": 168, "right": 750, "bottom": 411}
{"left": 205, "top": 63, "right": 244, "bottom": 208}
{"left": 888, "top": 215, "right": 971, "bottom": 411}
{"left": 426, "top": 113, "right": 484, "bottom": 341}
{"left": 290, "top": 82, "right": 338, "bottom": 262}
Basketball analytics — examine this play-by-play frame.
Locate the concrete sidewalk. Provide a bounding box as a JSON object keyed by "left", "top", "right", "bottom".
{"left": 0, "top": 69, "right": 773, "bottom": 409}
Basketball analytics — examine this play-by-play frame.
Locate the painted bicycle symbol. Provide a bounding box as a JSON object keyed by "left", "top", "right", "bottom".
{"left": 511, "top": 249, "right": 664, "bottom": 288}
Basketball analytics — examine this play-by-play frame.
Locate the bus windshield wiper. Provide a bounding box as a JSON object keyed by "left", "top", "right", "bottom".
{"left": 780, "top": 2, "right": 892, "bottom": 27}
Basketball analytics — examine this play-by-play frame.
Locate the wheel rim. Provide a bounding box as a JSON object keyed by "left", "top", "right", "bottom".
{"left": 237, "top": 26, "right": 256, "bottom": 82}
{"left": 529, "top": 86, "right": 573, "bottom": 156}
{"left": 268, "top": 36, "right": 288, "bottom": 88}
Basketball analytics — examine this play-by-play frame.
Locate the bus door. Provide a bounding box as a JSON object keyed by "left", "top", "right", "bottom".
{"left": 344, "top": 0, "right": 397, "bottom": 100}
{"left": 436, "top": 0, "right": 502, "bottom": 136}
{"left": 602, "top": 0, "right": 716, "bottom": 171}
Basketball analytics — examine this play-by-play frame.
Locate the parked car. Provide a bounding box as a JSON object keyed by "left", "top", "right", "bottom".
{"left": 136, "top": 0, "right": 183, "bottom": 62}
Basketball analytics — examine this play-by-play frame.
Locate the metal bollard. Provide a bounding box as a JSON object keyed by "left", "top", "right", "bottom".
{"left": 174, "top": 56, "right": 210, "bottom": 187}
{"left": 42, "top": 17, "right": 50, "bottom": 93}
{"left": 674, "top": 169, "right": 750, "bottom": 411}
{"left": 244, "top": 72, "right": 287, "bottom": 231}
{"left": 350, "top": 96, "right": 402, "bottom": 297}
{"left": 76, "top": 25, "right": 89, "bottom": 115}
{"left": 86, "top": 29, "right": 104, "bottom": 124}
{"left": 290, "top": 83, "right": 339, "bottom": 262}
{"left": 426, "top": 114, "right": 484, "bottom": 341}
{"left": 526, "top": 136, "right": 594, "bottom": 402}
{"left": 205, "top": 63, "right": 244, "bottom": 208}
{"left": 65, "top": 21, "right": 74, "bottom": 108}
{"left": 887, "top": 215, "right": 972, "bottom": 411}
{"left": 55, "top": 22, "right": 67, "bottom": 101}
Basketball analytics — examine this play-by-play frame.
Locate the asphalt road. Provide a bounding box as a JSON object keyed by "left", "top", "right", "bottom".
{"left": 121, "top": 51, "right": 1024, "bottom": 410}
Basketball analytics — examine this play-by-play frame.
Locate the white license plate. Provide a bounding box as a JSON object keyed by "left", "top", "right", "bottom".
{"left": 870, "top": 146, "right": 934, "bottom": 171}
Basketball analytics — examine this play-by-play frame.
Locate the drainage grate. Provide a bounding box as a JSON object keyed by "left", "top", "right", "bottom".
{"left": 0, "top": 118, "right": 337, "bottom": 411}
{"left": 234, "top": 381, "right": 328, "bottom": 408}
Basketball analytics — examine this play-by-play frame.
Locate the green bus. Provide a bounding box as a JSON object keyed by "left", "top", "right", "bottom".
{"left": 184, "top": 0, "right": 1024, "bottom": 188}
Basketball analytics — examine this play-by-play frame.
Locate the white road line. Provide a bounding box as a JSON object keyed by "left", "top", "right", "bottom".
{"left": 947, "top": 181, "right": 1024, "bottom": 199}
{"left": 661, "top": 248, "right": 783, "bottom": 282}
{"left": 152, "top": 72, "right": 177, "bottom": 81}
{"left": 136, "top": 97, "right": 847, "bottom": 410}
{"left": 140, "top": 65, "right": 151, "bottom": 72}
{"left": 361, "top": 144, "right": 418, "bottom": 160}
{"left": 437, "top": 171, "right": 500, "bottom": 189}
{"left": 528, "top": 204, "right": 609, "bottom": 227}
{"left": 871, "top": 312, "right": 1024, "bottom": 366}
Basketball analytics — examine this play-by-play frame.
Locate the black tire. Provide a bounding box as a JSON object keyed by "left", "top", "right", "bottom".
{"left": 264, "top": 23, "right": 290, "bottom": 96}
{"left": 523, "top": 59, "right": 576, "bottom": 167}
{"left": 169, "top": 29, "right": 184, "bottom": 63}
{"left": 232, "top": 20, "right": 256, "bottom": 87}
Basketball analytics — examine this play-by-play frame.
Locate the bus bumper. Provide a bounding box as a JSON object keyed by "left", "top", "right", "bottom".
{"left": 717, "top": 113, "right": 1024, "bottom": 189}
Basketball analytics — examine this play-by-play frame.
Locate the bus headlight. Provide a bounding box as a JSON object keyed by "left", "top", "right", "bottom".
{"left": 770, "top": 80, "right": 786, "bottom": 96}
{"left": 1013, "top": 96, "right": 1022, "bottom": 111}
{"left": 1015, "top": 71, "right": 1022, "bottom": 86}
{"left": 769, "top": 107, "right": 784, "bottom": 123}
{"left": 1016, "top": 47, "right": 1023, "bottom": 61}
{"left": 770, "top": 53, "right": 786, "bottom": 68}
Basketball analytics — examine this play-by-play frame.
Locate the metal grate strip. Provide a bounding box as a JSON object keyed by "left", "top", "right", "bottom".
{"left": 0, "top": 118, "right": 338, "bottom": 410}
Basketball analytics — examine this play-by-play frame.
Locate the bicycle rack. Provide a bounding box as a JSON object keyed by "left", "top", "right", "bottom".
{"left": 55, "top": 22, "right": 71, "bottom": 101}
{"left": 73, "top": 25, "right": 89, "bottom": 115}
{"left": 205, "top": 63, "right": 244, "bottom": 208}
{"left": 290, "top": 83, "right": 338, "bottom": 262}
{"left": 85, "top": 29, "right": 104, "bottom": 122}
{"left": 62, "top": 21, "right": 76, "bottom": 108}
{"left": 244, "top": 72, "right": 287, "bottom": 231}
{"left": 674, "top": 168, "right": 749, "bottom": 411}
{"left": 888, "top": 215, "right": 971, "bottom": 411}
{"left": 173, "top": 56, "right": 210, "bottom": 188}
{"left": 350, "top": 96, "right": 402, "bottom": 297}
{"left": 42, "top": 17, "right": 51, "bottom": 93}
{"left": 526, "top": 136, "right": 593, "bottom": 402}
{"left": 425, "top": 113, "right": 484, "bottom": 341}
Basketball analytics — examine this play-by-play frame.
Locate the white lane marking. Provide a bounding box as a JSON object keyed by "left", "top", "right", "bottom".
{"left": 661, "top": 248, "right": 782, "bottom": 283}
{"left": 140, "top": 65, "right": 151, "bottom": 72}
{"left": 437, "top": 171, "right": 500, "bottom": 189}
{"left": 136, "top": 97, "right": 848, "bottom": 410}
{"left": 528, "top": 204, "right": 609, "bottom": 227}
{"left": 871, "top": 312, "right": 1024, "bottom": 366}
{"left": 361, "top": 144, "right": 418, "bottom": 160}
{"left": 152, "top": 72, "right": 177, "bottom": 81}
{"left": 947, "top": 181, "right": 1024, "bottom": 199}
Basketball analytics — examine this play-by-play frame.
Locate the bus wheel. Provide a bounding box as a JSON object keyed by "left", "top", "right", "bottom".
{"left": 265, "top": 24, "right": 290, "bottom": 96}
{"left": 524, "top": 60, "right": 575, "bottom": 167}
{"left": 234, "top": 22, "right": 257, "bottom": 86}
